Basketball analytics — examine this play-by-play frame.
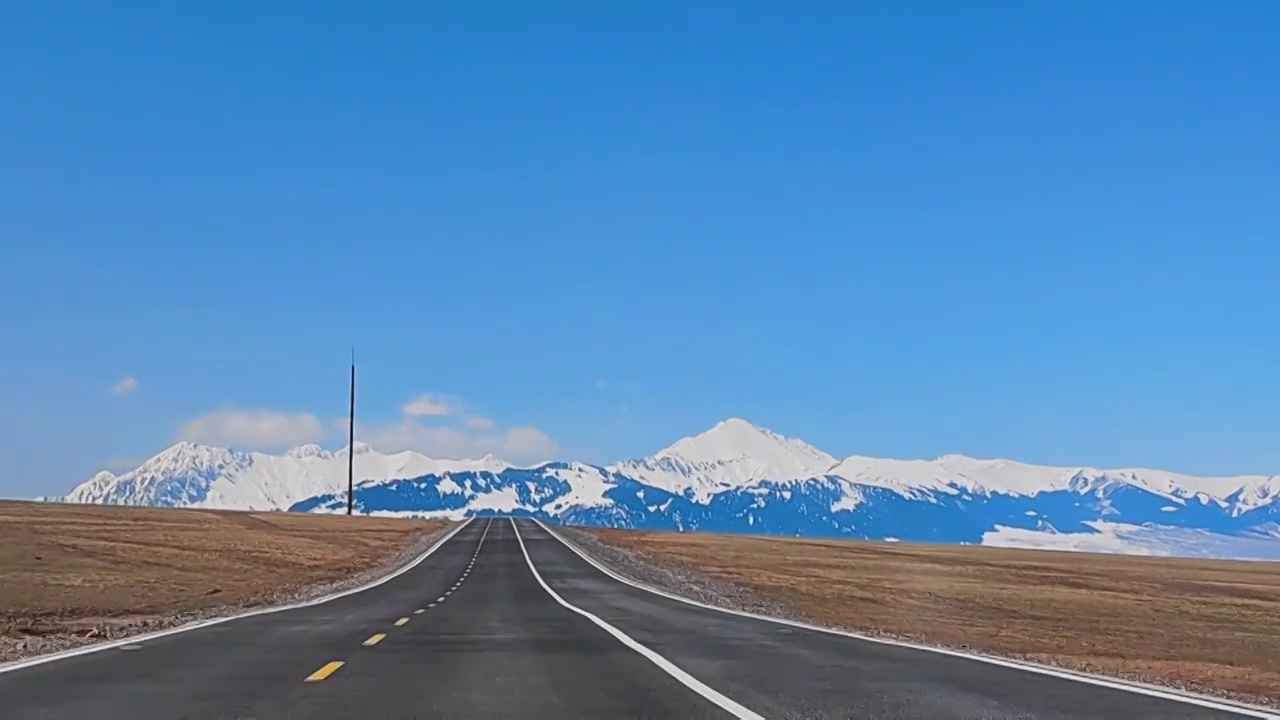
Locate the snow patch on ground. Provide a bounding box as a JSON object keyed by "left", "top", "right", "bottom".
{"left": 468, "top": 486, "right": 524, "bottom": 513}
{"left": 831, "top": 491, "right": 862, "bottom": 512}
{"left": 982, "top": 522, "right": 1280, "bottom": 561}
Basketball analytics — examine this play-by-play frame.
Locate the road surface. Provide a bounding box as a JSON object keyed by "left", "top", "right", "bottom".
{"left": 0, "top": 517, "right": 1272, "bottom": 719}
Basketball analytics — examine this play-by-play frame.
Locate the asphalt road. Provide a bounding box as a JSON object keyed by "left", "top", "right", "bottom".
{"left": 0, "top": 517, "right": 1273, "bottom": 720}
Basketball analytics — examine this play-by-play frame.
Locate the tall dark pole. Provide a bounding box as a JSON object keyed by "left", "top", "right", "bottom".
{"left": 347, "top": 347, "right": 356, "bottom": 516}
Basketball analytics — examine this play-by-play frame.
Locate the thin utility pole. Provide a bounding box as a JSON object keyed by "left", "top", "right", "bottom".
{"left": 347, "top": 346, "right": 356, "bottom": 516}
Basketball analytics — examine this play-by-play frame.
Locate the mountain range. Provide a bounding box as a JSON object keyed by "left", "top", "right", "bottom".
{"left": 46, "top": 418, "right": 1280, "bottom": 561}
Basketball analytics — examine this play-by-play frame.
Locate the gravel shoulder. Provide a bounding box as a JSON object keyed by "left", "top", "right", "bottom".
{"left": 560, "top": 525, "right": 1280, "bottom": 710}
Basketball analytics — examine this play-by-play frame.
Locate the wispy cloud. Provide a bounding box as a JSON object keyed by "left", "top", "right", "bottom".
{"left": 402, "top": 394, "right": 451, "bottom": 417}
{"left": 103, "top": 456, "right": 141, "bottom": 473}
{"left": 335, "top": 394, "right": 557, "bottom": 463}
{"left": 177, "top": 409, "right": 325, "bottom": 448}
{"left": 110, "top": 377, "right": 138, "bottom": 396}
{"left": 177, "top": 392, "right": 556, "bottom": 463}
{"left": 357, "top": 420, "right": 558, "bottom": 463}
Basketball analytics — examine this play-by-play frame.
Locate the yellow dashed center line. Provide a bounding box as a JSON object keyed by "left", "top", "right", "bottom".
{"left": 304, "top": 661, "right": 345, "bottom": 682}
{"left": 318, "top": 535, "right": 489, "bottom": 678}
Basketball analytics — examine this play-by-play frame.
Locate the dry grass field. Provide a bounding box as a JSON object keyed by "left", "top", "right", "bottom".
{"left": 0, "top": 501, "right": 443, "bottom": 656}
{"left": 585, "top": 527, "right": 1280, "bottom": 703}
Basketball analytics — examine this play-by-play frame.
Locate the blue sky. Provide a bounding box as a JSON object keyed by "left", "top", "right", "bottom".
{"left": 3, "top": 3, "right": 1278, "bottom": 497}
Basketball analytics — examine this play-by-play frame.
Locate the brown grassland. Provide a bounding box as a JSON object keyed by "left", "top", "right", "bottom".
{"left": 584, "top": 527, "right": 1280, "bottom": 704}
{"left": 0, "top": 501, "right": 443, "bottom": 650}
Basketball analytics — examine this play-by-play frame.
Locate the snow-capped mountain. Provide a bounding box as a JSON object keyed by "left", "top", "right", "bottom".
{"left": 53, "top": 440, "right": 510, "bottom": 511}
{"left": 826, "top": 453, "right": 1280, "bottom": 512}
{"left": 609, "top": 418, "right": 839, "bottom": 501}
{"left": 47, "top": 419, "right": 1280, "bottom": 561}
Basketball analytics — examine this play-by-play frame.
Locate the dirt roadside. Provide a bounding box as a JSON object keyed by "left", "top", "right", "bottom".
{"left": 0, "top": 501, "right": 452, "bottom": 663}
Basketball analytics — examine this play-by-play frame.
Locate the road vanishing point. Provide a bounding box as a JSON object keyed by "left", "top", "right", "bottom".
{"left": 1, "top": 518, "right": 1275, "bottom": 719}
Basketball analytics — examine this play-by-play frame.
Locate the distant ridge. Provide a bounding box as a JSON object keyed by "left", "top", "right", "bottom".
{"left": 49, "top": 418, "right": 1280, "bottom": 561}
{"left": 54, "top": 441, "right": 509, "bottom": 510}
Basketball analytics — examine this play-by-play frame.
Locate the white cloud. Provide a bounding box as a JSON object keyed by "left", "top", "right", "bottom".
{"left": 358, "top": 420, "right": 558, "bottom": 463}
{"left": 402, "top": 394, "right": 451, "bottom": 417}
{"left": 502, "top": 427, "right": 560, "bottom": 458}
{"left": 177, "top": 409, "right": 326, "bottom": 448}
{"left": 345, "top": 395, "right": 557, "bottom": 463}
{"left": 177, "top": 392, "right": 555, "bottom": 463}
{"left": 110, "top": 377, "right": 139, "bottom": 396}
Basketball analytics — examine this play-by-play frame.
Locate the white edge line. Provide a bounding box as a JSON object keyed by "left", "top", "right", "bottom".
{"left": 535, "top": 520, "right": 1280, "bottom": 720}
{"left": 511, "top": 519, "right": 764, "bottom": 720}
{"left": 0, "top": 517, "right": 476, "bottom": 676}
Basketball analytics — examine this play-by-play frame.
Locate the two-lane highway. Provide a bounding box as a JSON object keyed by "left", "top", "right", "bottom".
{"left": 1, "top": 517, "right": 1274, "bottom": 719}
{"left": 280, "top": 517, "right": 735, "bottom": 719}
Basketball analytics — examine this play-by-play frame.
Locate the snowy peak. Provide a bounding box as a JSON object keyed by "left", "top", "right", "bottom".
{"left": 656, "top": 418, "right": 838, "bottom": 474}
{"left": 54, "top": 440, "right": 516, "bottom": 511}
{"left": 828, "top": 452, "right": 1280, "bottom": 507}
{"left": 471, "top": 454, "right": 513, "bottom": 473}
{"left": 829, "top": 453, "right": 1119, "bottom": 498}
{"left": 140, "top": 441, "right": 247, "bottom": 476}
{"left": 54, "top": 441, "right": 250, "bottom": 507}
{"left": 66, "top": 470, "right": 119, "bottom": 502}
{"left": 286, "top": 443, "right": 331, "bottom": 460}
{"left": 612, "top": 418, "right": 839, "bottom": 501}
{"left": 335, "top": 441, "right": 374, "bottom": 456}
